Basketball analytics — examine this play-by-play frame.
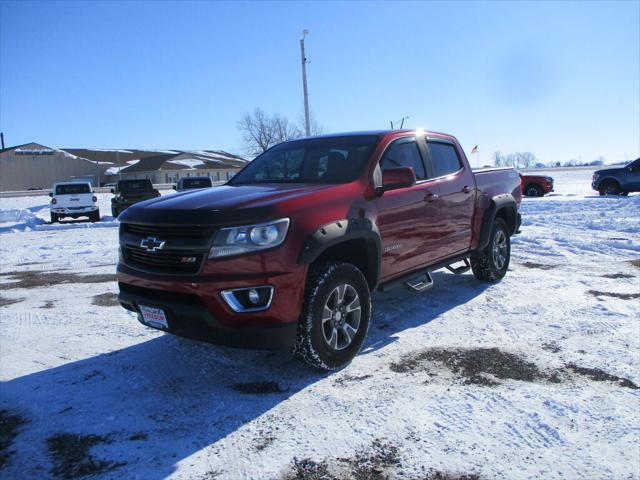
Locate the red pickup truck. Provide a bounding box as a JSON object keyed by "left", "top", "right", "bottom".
{"left": 520, "top": 173, "right": 554, "bottom": 197}
{"left": 117, "top": 130, "right": 522, "bottom": 370}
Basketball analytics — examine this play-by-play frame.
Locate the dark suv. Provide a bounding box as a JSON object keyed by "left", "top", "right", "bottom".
{"left": 111, "top": 179, "right": 160, "bottom": 217}
{"left": 592, "top": 158, "right": 640, "bottom": 195}
{"left": 174, "top": 176, "right": 213, "bottom": 192}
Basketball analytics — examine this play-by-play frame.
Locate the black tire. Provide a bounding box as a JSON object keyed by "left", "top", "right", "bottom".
{"left": 111, "top": 206, "right": 119, "bottom": 218}
{"left": 621, "top": 191, "right": 629, "bottom": 196}
{"left": 599, "top": 181, "right": 621, "bottom": 196}
{"left": 294, "top": 262, "right": 371, "bottom": 371}
{"left": 50, "top": 213, "right": 59, "bottom": 223}
{"left": 471, "top": 218, "right": 511, "bottom": 282}
{"left": 90, "top": 210, "right": 100, "bottom": 222}
{"left": 524, "top": 184, "right": 543, "bottom": 197}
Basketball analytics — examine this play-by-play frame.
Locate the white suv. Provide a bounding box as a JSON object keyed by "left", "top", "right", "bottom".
{"left": 49, "top": 182, "right": 100, "bottom": 223}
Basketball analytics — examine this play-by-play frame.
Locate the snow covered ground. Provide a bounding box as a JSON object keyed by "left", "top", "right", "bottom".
{"left": 1, "top": 168, "right": 638, "bottom": 479}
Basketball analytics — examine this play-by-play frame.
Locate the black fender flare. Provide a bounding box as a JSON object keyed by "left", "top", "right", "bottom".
{"left": 298, "top": 218, "right": 382, "bottom": 289}
{"left": 477, "top": 194, "right": 519, "bottom": 251}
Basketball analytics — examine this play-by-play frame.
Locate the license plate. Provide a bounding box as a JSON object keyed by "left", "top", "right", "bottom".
{"left": 139, "top": 305, "right": 168, "bottom": 330}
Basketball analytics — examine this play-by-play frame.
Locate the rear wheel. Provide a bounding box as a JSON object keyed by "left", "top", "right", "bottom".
{"left": 294, "top": 262, "right": 371, "bottom": 371}
{"left": 50, "top": 213, "right": 59, "bottom": 223}
{"left": 471, "top": 218, "right": 511, "bottom": 282}
{"left": 599, "top": 181, "right": 621, "bottom": 196}
{"left": 524, "top": 184, "right": 543, "bottom": 197}
{"left": 111, "top": 206, "right": 119, "bottom": 218}
{"left": 90, "top": 210, "right": 100, "bottom": 222}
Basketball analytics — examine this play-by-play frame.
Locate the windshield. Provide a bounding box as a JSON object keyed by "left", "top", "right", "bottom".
{"left": 230, "top": 135, "right": 379, "bottom": 185}
{"left": 118, "top": 180, "right": 153, "bottom": 193}
{"left": 55, "top": 184, "right": 91, "bottom": 195}
{"left": 182, "top": 178, "right": 212, "bottom": 189}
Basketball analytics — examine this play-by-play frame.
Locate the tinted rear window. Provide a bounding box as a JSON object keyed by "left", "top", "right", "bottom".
{"left": 55, "top": 184, "right": 90, "bottom": 195}
{"left": 118, "top": 180, "right": 153, "bottom": 192}
{"left": 182, "top": 178, "right": 212, "bottom": 189}
{"left": 428, "top": 142, "right": 463, "bottom": 177}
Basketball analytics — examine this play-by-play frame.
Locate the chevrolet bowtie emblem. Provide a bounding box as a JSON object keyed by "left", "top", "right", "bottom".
{"left": 140, "top": 236, "right": 165, "bottom": 252}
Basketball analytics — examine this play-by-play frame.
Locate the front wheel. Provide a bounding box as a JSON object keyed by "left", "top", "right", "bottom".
{"left": 294, "top": 262, "right": 371, "bottom": 371}
{"left": 471, "top": 218, "right": 511, "bottom": 282}
{"left": 599, "top": 181, "right": 621, "bottom": 196}
{"left": 524, "top": 184, "right": 543, "bottom": 197}
{"left": 111, "top": 206, "right": 119, "bottom": 218}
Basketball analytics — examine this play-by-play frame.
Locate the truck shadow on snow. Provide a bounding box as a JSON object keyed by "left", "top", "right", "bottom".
{"left": 0, "top": 270, "right": 486, "bottom": 478}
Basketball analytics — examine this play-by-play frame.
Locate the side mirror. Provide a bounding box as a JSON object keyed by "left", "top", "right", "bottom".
{"left": 379, "top": 167, "right": 417, "bottom": 193}
{"left": 48, "top": 192, "right": 53, "bottom": 197}
{"left": 110, "top": 189, "right": 115, "bottom": 194}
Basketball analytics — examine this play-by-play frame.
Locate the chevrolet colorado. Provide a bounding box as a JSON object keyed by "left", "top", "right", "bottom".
{"left": 117, "top": 130, "right": 522, "bottom": 370}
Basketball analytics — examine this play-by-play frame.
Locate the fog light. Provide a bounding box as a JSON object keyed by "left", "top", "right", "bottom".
{"left": 221, "top": 286, "right": 274, "bottom": 312}
{"left": 248, "top": 289, "right": 260, "bottom": 304}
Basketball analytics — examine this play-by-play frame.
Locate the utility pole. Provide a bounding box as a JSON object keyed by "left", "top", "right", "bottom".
{"left": 300, "top": 29, "right": 311, "bottom": 137}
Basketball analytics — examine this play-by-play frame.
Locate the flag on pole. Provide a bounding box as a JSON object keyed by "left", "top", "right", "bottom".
{"left": 471, "top": 145, "right": 478, "bottom": 154}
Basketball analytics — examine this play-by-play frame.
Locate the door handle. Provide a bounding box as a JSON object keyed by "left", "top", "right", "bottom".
{"left": 461, "top": 185, "right": 471, "bottom": 193}
{"left": 425, "top": 193, "right": 439, "bottom": 203}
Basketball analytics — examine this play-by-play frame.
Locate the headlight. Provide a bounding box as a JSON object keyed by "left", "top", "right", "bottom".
{"left": 209, "top": 218, "right": 290, "bottom": 258}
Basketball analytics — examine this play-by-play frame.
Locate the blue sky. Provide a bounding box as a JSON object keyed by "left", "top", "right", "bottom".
{"left": 1, "top": 1, "right": 638, "bottom": 164}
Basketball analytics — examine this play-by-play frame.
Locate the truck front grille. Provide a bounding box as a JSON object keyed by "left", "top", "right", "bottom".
{"left": 123, "top": 223, "right": 214, "bottom": 239}
{"left": 123, "top": 246, "right": 204, "bottom": 275}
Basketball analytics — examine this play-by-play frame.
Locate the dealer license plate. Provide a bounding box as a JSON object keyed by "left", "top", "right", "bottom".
{"left": 139, "top": 305, "right": 168, "bottom": 330}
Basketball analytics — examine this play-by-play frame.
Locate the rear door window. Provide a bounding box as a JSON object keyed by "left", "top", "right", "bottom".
{"left": 379, "top": 137, "right": 427, "bottom": 180}
{"left": 428, "top": 142, "right": 463, "bottom": 177}
{"left": 56, "top": 184, "right": 90, "bottom": 195}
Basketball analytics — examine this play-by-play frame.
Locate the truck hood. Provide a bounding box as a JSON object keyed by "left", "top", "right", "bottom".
{"left": 594, "top": 167, "right": 623, "bottom": 175}
{"left": 118, "top": 183, "right": 341, "bottom": 226}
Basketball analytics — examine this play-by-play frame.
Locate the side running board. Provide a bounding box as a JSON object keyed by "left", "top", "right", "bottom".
{"left": 445, "top": 258, "right": 470, "bottom": 275}
{"left": 405, "top": 271, "right": 434, "bottom": 292}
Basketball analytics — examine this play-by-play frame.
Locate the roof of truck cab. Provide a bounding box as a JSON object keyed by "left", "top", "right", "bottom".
{"left": 297, "top": 129, "right": 456, "bottom": 140}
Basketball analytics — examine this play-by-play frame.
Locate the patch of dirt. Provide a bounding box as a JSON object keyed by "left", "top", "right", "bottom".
{"left": 253, "top": 431, "right": 276, "bottom": 452}
{"left": 601, "top": 273, "right": 634, "bottom": 279}
{"left": 40, "top": 301, "right": 55, "bottom": 309}
{"left": 541, "top": 342, "right": 561, "bottom": 353}
{"left": 0, "top": 410, "right": 29, "bottom": 468}
{"left": 627, "top": 259, "right": 640, "bottom": 269}
{"left": 0, "top": 295, "right": 23, "bottom": 307}
{"left": 422, "top": 473, "right": 482, "bottom": 480}
{"left": 283, "top": 440, "right": 401, "bottom": 480}
{"left": 285, "top": 458, "right": 336, "bottom": 480}
{"left": 391, "top": 348, "right": 546, "bottom": 386}
{"left": 567, "top": 364, "right": 638, "bottom": 390}
{"left": 334, "top": 374, "right": 373, "bottom": 386}
{"left": 587, "top": 290, "right": 640, "bottom": 300}
{"left": 344, "top": 439, "right": 401, "bottom": 480}
{"left": 232, "top": 381, "right": 284, "bottom": 394}
{"left": 92, "top": 293, "right": 119, "bottom": 307}
{"left": 0, "top": 271, "right": 116, "bottom": 291}
{"left": 520, "top": 261, "right": 556, "bottom": 270}
{"left": 47, "top": 433, "right": 124, "bottom": 479}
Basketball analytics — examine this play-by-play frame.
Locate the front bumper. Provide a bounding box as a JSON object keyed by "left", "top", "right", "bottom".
{"left": 118, "top": 282, "right": 297, "bottom": 349}
{"left": 117, "top": 257, "right": 307, "bottom": 350}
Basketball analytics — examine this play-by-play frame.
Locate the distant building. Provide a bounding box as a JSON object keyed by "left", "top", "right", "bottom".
{"left": 0, "top": 142, "right": 112, "bottom": 191}
{"left": 107, "top": 151, "right": 248, "bottom": 184}
{"left": 0, "top": 144, "right": 248, "bottom": 191}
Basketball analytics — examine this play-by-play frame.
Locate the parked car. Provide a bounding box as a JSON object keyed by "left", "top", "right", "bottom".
{"left": 174, "top": 176, "right": 213, "bottom": 192}
{"left": 117, "top": 130, "right": 522, "bottom": 370}
{"left": 110, "top": 179, "right": 160, "bottom": 217}
{"left": 520, "top": 173, "right": 554, "bottom": 197}
{"left": 592, "top": 158, "right": 640, "bottom": 195}
{"left": 49, "top": 181, "right": 100, "bottom": 223}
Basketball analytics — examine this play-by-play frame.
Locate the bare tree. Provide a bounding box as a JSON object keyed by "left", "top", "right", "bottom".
{"left": 238, "top": 108, "right": 302, "bottom": 157}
